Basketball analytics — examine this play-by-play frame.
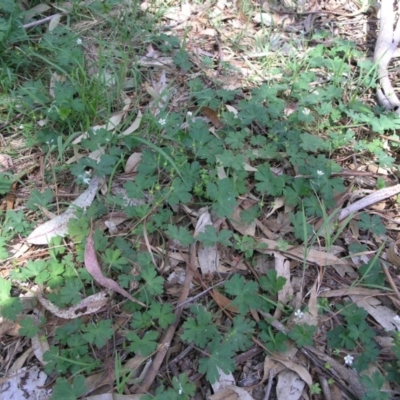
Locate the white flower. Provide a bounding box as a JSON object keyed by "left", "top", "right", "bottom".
{"left": 294, "top": 309, "right": 304, "bottom": 319}
{"left": 76, "top": 38, "right": 83, "bottom": 45}
{"left": 187, "top": 111, "right": 193, "bottom": 117}
{"left": 158, "top": 118, "right": 166, "bottom": 126}
{"left": 317, "top": 170, "right": 324, "bottom": 176}
{"left": 344, "top": 354, "right": 354, "bottom": 366}
{"left": 19, "top": 124, "right": 24, "bottom": 129}
{"left": 393, "top": 315, "right": 400, "bottom": 324}
{"left": 302, "top": 108, "right": 311, "bottom": 115}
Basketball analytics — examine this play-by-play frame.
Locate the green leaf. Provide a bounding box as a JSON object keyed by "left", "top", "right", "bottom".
{"left": 197, "top": 226, "right": 232, "bottom": 247}
{"left": 353, "top": 344, "right": 379, "bottom": 372}
{"left": 327, "top": 325, "right": 356, "bottom": 350}
{"left": 0, "top": 275, "right": 23, "bottom": 320}
{"left": 255, "top": 163, "right": 286, "bottom": 196}
{"left": 181, "top": 305, "right": 218, "bottom": 348}
{"left": 198, "top": 336, "right": 236, "bottom": 384}
{"left": 206, "top": 178, "right": 238, "bottom": 217}
{"left": 0, "top": 277, "right": 11, "bottom": 303}
{"left": 290, "top": 211, "right": 313, "bottom": 241}
{"left": 50, "top": 375, "right": 87, "bottom": 400}
{"left": 0, "top": 297, "right": 24, "bottom": 320}
{"left": 124, "top": 173, "right": 157, "bottom": 199}
{"left": 336, "top": 302, "right": 367, "bottom": 325}
{"left": 360, "top": 371, "right": 390, "bottom": 400}
{"left": 59, "top": 279, "right": 83, "bottom": 306}
{"left": 141, "top": 266, "right": 164, "bottom": 296}
{"left": 240, "top": 205, "right": 261, "bottom": 224}
{"left": 288, "top": 324, "right": 316, "bottom": 347}
{"left": 26, "top": 188, "right": 53, "bottom": 210}
{"left": 347, "top": 320, "right": 375, "bottom": 344}
{"left": 82, "top": 320, "right": 114, "bottom": 348}
{"left": 171, "top": 374, "right": 196, "bottom": 398}
{"left": 358, "top": 259, "right": 385, "bottom": 286}
{"left": 224, "top": 275, "right": 260, "bottom": 314}
{"left": 259, "top": 270, "right": 286, "bottom": 297}
{"left": 18, "top": 317, "right": 40, "bottom": 338}
{"left": 0, "top": 173, "right": 12, "bottom": 195}
{"left": 173, "top": 49, "right": 192, "bottom": 71}
{"left": 148, "top": 302, "right": 176, "bottom": 328}
{"left": 0, "top": 237, "right": 8, "bottom": 259}
{"left": 226, "top": 316, "right": 255, "bottom": 351}
{"left": 358, "top": 213, "right": 386, "bottom": 235}
{"left": 46, "top": 261, "right": 65, "bottom": 288}
{"left": 127, "top": 330, "right": 158, "bottom": 356}
{"left": 102, "top": 248, "right": 128, "bottom": 270}
{"left": 300, "top": 132, "right": 329, "bottom": 152}
{"left": 168, "top": 178, "right": 192, "bottom": 206}
{"left": 259, "top": 322, "right": 287, "bottom": 353}
{"left": 166, "top": 224, "right": 194, "bottom": 246}
{"left": 131, "top": 311, "right": 153, "bottom": 329}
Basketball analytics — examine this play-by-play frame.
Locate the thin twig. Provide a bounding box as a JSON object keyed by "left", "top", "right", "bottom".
{"left": 263, "top": 369, "right": 274, "bottom": 400}
{"left": 23, "top": 14, "right": 64, "bottom": 29}
{"left": 134, "top": 242, "right": 197, "bottom": 394}
{"left": 381, "top": 261, "right": 400, "bottom": 306}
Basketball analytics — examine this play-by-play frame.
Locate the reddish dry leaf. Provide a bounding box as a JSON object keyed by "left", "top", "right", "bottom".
{"left": 212, "top": 289, "right": 238, "bottom": 313}
{"left": 85, "top": 230, "right": 145, "bottom": 307}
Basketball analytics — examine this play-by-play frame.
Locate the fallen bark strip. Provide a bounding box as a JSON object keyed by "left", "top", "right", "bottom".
{"left": 374, "top": 0, "right": 400, "bottom": 112}
{"left": 338, "top": 184, "right": 400, "bottom": 221}
{"left": 134, "top": 242, "right": 197, "bottom": 394}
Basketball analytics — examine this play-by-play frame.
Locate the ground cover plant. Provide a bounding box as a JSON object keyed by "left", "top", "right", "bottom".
{"left": 2, "top": 0, "right": 400, "bottom": 399}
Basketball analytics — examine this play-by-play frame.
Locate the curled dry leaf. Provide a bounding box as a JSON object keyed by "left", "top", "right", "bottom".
{"left": 37, "top": 290, "right": 111, "bottom": 319}
{"left": 120, "top": 111, "right": 143, "bottom": 137}
{"left": 26, "top": 175, "right": 101, "bottom": 245}
{"left": 48, "top": 14, "right": 61, "bottom": 32}
{"left": 31, "top": 309, "right": 49, "bottom": 365}
{"left": 276, "top": 369, "right": 305, "bottom": 400}
{"left": 270, "top": 357, "right": 312, "bottom": 386}
{"left": 194, "top": 209, "right": 219, "bottom": 274}
{"left": 387, "top": 241, "right": 400, "bottom": 267}
{"left": 124, "top": 152, "right": 142, "bottom": 174}
{"left": 274, "top": 254, "right": 293, "bottom": 319}
{"left": 212, "top": 289, "right": 238, "bottom": 313}
{"left": 84, "top": 230, "right": 145, "bottom": 307}
{"left": 0, "top": 154, "right": 13, "bottom": 171}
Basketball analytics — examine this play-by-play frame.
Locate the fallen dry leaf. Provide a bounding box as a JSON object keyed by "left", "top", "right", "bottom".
{"left": 26, "top": 175, "right": 102, "bottom": 245}
{"left": 276, "top": 369, "right": 305, "bottom": 400}
{"left": 211, "top": 367, "right": 236, "bottom": 394}
{"left": 256, "top": 238, "right": 349, "bottom": 267}
{"left": 124, "top": 152, "right": 142, "bottom": 173}
{"left": 270, "top": 357, "right": 312, "bottom": 386}
{"left": 212, "top": 289, "right": 238, "bottom": 313}
{"left": 209, "top": 386, "right": 254, "bottom": 400}
{"left": 84, "top": 229, "right": 145, "bottom": 307}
